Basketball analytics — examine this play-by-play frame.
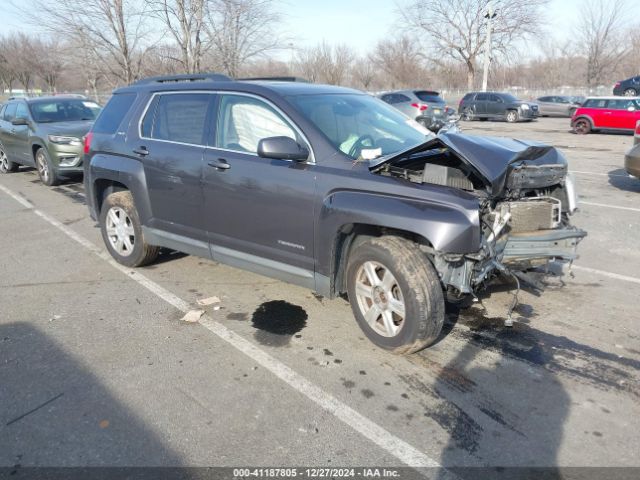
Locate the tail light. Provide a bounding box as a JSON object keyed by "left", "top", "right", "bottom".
{"left": 83, "top": 131, "right": 93, "bottom": 154}
{"left": 615, "top": 82, "right": 621, "bottom": 87}
{"left": 445, "top": 106, "right": 450, "bottom": 113}
{"left": 411, "top": 103, "right": 428, "bottom": 111}
{"left": 635, "top": 121, "right": 640, "bottom": 135}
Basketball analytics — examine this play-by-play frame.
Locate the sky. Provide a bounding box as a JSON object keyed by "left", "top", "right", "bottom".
{"left": 0, "top": 0, "right": 594, "bottom": 57}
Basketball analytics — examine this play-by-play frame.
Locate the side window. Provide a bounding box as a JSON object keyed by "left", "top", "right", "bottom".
{"left": 0, "top": 105, "right": 5, "bottom": 119}
{"left": 489, "top": 94, "right": 502, "bottom": 102}
{"left": 4, "top": 103, "right": 17, "bottom": 121}
{"left": 538, "top": 97, "right": 550, "bottom": 102}
{"left": 93, "top": 93, "right": 136, "bottom": 134}
{"left": 380, "top": 94, "right": 392, "bottom": 104}
{"left": 393, "top": 94, "right": 410, "bottom": 103}
{"left": 606, "top": 99, "right": 633, "bottom": 110}
{"left": 583, "top": 99, "right": 606, "bottom": 109}
{"left": 150, "top": 93, "right": 211, "bottom": 145}
{"left": 476, "top": 93, "right": 489, "bottom": 101}
{"left": 16, "top": 103, "right": 30, "bottom": 120}
{"left": 216, "top": 95, "right": 297, "bottom": 154}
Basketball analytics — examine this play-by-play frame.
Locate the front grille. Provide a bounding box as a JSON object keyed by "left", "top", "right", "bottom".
{"left": 501, "top": 198, "right": 561, "bottom": 233}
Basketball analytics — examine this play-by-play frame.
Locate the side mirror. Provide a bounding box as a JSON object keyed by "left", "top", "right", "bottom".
{"left": 257, "top": 136, "right": 309, "bottom": 162}
{"left": 11, "top": 117, "right": 28, "bottom": 126}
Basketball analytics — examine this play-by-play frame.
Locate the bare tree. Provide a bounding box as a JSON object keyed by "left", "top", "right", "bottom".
{"left": 23, "top": 0, "right": 150, "bottom": 85}
{"left": 399, "top": 0, "right": 549, "bottom": 90}
{"left": 31, "top": 38, "right": 65, "bottom": 93}
{"left": 146, "top": 0, "right": 208, "bottom": 73}
{"left": 370, "top": 36, "right": 429, "bottom": 89}
{"left": 576, "top": 0, "right": 629, "bottom": 87}
{"left": 294, "top": 42, "right": 355, "bottom": 85}
{"left": 1, "top": 33, "right": 38, "bottom": 92}
{"left": 206, "top": 0, "right": 283, "bottom": 77}
{"left": 351, "top": 56, "right": 377, "bottom": 90}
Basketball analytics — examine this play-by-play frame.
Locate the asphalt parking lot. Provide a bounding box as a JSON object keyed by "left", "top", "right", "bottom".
{"left": 1, "top": 117, "right": 638, "bottom": 475}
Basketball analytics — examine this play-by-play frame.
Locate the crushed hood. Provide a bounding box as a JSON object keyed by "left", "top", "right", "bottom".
{"left": 371, "top": 132, "right": 568, "bottom": 195}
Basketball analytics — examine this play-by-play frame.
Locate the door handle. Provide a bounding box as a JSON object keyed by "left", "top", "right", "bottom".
{"left": 207, "top": 158, "right": 231, "bottom": 170}
{"left": 133, "top": 146, "right": 149, "bottom": 156}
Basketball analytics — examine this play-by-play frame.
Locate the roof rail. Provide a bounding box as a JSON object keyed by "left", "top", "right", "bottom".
{"left": 133, "top": 73, "right": 232, "bottom": 85}
{"left": 237, "top": 76, "right": 310, "bottom": 83}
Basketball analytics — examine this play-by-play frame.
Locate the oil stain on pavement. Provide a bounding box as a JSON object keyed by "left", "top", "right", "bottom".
{"left": 251, "top": 300, "right": 307, "bottom": 347}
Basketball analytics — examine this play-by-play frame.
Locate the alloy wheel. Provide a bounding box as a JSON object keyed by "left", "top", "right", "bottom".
{"left": 623, "top": 89, "right": 637, "bottom": 97}
{"left": 354, "top": 261, "right": 406, "bottom": 338}
{"left": 37, "top": 152, "right": 49, "bottom": 183}
{"left": 574, "top": 119, "right": 590, "bottom": 134}
{"left": 105, "top": 207, "right": 135, "bottom": 257}
{"left": 0, "top": 149, "right": 9, "bottom": 173}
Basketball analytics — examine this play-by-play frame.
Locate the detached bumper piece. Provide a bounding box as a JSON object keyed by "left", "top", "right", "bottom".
{"left": 498, "top": 228, "right": 587, "bottom": 266}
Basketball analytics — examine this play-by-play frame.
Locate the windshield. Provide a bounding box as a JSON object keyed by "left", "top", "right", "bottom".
{"left": 288, "top": 93, "right": 432, "bottom": 160}
{"left": 30, "top": 99, "right": 101, "bottom": 123}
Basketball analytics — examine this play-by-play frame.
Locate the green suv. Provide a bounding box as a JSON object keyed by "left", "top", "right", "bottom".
{"left": 0, "top": 96, "right": 101, "bottom": 185}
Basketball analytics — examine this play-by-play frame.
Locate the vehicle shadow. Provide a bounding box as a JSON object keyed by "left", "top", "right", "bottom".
{"left": 608, "top": 168, "right": 640, "bottom": 193}
{"left": 0, "top": 322, "right": 184, "bottom": 471}
{"left": 431, "top": 308, "right": 570, "bottom": 478}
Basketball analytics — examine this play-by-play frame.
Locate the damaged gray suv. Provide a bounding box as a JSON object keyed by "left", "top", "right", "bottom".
{"left": 84, "top": 74, "right": 586, "bottom": 354}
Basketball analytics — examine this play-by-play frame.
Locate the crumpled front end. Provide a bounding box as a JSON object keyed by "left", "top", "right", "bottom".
{"left": 370, "top": 133, "right": 587, "bottom": 299}
{"left": 434, "top": 165, "right": 586, "bottom": 298}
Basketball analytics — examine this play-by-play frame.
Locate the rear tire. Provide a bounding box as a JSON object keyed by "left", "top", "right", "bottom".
{"left": 461, "top": 107, "right": 474, "bottom": 121}
{"left": 100, "top": 191, "right": 159, "bottom": 267}
{"left": 346, "top": 236, "right": 445, "bottom": 355}
{"left": 35, "top": 148, "right": 60, "bottom": 186}
{"left": 623, "top": 88, "right": 637, "bottom": 96}
{"left": 0, "top": 145, "right": 19, "bottom": 173}
{"left": 506, "top": 110, "right": 519, "bottom": 123}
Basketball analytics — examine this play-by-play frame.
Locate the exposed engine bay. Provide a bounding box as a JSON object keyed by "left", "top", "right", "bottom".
{"left": 371, "top": 132, "right": 587, "bottom": 319}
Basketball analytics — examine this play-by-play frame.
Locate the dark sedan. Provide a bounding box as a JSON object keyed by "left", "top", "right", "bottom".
{"left": 613, "top": 75, "right": 640, "bottom": 97}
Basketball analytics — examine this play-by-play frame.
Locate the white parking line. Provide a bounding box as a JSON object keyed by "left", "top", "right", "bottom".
{"left": 573, "top": 265, "right": 640, "bottom": 285}
{"left": 580, "top": 201, "right": 640, "bottom": 213}
{"left": 571, "top": 170, "right": 629, "bottom": 177}
{"left": 0, "top": 183, "right": 447, "bottom": 473}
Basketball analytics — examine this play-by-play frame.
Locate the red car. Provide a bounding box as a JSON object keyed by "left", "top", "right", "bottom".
{"left": 571, "top": 96, "right": 640, "bottom": 134}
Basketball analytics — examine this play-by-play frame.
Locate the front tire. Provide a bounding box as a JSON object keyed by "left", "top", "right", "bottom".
{"left": 346, "top": 236, "right": 445, "bottom": 355}
{"left": 0, "top": 145, "right": 19, "bottom": 173}
{"left": 506, "top": 110, "right": 519, "bottom": 123}
{"left": 35, "top": 148, "right": 60, "bottom": 186}
{"left": 100, "top": 191, "right": 159, "bottom": 267}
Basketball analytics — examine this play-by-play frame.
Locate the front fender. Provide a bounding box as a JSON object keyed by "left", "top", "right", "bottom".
{"left": 88, "top": 153, "right": 152, "bottom": 223}
{"left": 316, "top": 190, "right": 481, "bottom": 277}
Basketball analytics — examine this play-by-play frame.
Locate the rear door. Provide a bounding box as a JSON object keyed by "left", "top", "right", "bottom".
{"left": 474, "top": 93, "right": 489, "bottom": 116}
{"left": 0, "top": 103, "right": 19, "bottom": 160}
{"left": 202, "top": 93, "right": 317, "bottom": 286}
{"left": 133, "top": 92, "right": 214, "bottom": 243}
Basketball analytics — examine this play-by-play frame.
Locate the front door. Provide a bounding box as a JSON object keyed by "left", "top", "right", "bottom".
{"left": 11, "top": 103, "right": 32, "bottom": 165}
{"left": 202, "top": 93, "right": 316, "bottom": 287}
{"left": 129, "top": 92, "right": 214, "bottom": 244}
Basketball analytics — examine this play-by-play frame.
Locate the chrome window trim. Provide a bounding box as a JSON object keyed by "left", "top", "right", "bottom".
{"left": 137, "top": 90, "right": 316, "bottom": 164}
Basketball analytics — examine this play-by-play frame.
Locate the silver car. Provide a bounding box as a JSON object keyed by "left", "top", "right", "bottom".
{"left": 379, "top": 90, "right": 452, "bottom": 132}
{"left": 536, "top": 95, "right": 582, "bottom": 117}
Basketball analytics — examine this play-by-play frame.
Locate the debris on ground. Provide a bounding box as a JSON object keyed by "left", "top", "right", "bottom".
{"left": 196, "top": 296, "right": 221, "bottom": 306}
{"left": 181, "top": 310, "right": 205, "bottom": 323}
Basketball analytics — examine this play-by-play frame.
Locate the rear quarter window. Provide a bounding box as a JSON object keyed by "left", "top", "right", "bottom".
{"left": 92, "top": 93, "right": 136, "bottom": 134}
